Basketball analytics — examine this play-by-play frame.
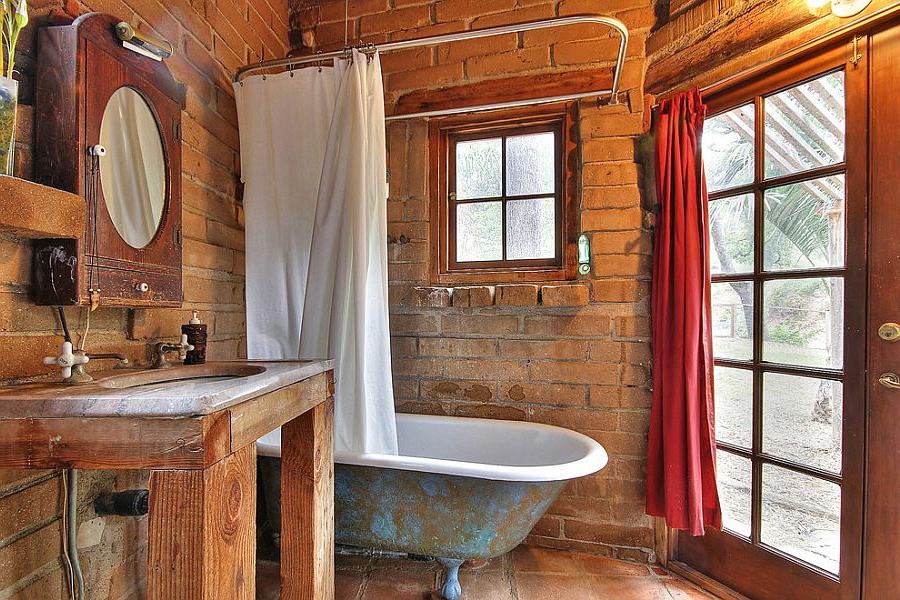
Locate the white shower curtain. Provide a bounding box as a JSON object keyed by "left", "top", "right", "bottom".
{"left": 234, "top": 50, "right": 398, "bottom": 455}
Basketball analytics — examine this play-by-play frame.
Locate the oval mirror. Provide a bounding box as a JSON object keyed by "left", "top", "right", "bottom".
{"left": 99, "top": 87, "right": 166, "bottom": 249}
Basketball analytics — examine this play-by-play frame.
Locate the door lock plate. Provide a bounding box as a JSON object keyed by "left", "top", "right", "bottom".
{"left": 878, "top": 322, "right": 900, "bottom": 342}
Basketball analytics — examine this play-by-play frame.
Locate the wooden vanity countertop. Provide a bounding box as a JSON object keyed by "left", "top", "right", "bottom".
{"left": 0, "top": 360, "right": 335, "bottom": 470}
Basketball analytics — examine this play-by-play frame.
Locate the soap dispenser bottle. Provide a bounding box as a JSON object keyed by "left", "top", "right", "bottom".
{"left": 182, "top": 311, "right": 207, "bottom": 365}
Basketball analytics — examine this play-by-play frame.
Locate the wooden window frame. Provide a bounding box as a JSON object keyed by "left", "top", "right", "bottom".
{"left": 429, "top": 103, "right": 579, "bottom": 285}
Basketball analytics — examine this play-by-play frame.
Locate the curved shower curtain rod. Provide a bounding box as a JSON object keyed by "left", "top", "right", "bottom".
{"left": 234, "top": 14, "right": 629, "bottom": 119}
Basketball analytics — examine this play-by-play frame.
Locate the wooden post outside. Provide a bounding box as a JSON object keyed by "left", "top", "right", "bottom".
{"left": 281, "top": 398, "right": 335, "bottom": 600}
{"left": 147, "top": 443, "right": 257, "bottom": 600}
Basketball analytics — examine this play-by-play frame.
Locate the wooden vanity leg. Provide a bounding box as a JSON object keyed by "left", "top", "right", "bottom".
{"left": 281, "top": 398, "right": 335, "bottom": 600}
{"left": 147, "top": 443, "right": 257, "bottom": 600}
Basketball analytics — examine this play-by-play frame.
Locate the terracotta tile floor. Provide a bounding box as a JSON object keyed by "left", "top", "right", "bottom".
{"left": 257, "top": 546, "right": 720, "bottom": 599}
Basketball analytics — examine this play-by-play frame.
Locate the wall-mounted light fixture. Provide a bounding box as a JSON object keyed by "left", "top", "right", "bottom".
{"left": 115, "top": 22, "right": 174, "bottom": 61}
{"left": 831, "top": 0, "right": 872, "bottom": 17}
{"left": 808, "top": 0, "right": 872, "bottom": 17}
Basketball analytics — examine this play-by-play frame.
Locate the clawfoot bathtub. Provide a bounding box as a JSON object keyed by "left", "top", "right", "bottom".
{"left": 258, "top": 413, "right": 608, "bottom": 600}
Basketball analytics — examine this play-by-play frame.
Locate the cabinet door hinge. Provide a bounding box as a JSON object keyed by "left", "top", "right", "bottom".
{"left": 174, "top": 226, "right": 183, "bottom": 247}
{"left": 174, "top": 121, "right": 182, "bottom": 142}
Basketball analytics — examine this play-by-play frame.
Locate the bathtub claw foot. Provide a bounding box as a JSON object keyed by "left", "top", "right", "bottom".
{"left": 438, "top": 558, "right": 464, "bottom": 600}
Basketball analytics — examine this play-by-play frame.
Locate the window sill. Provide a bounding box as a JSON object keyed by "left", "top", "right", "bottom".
{"left": 407, "top": 283, "right": 591, "bottom": 309}
{"left": 432, "top": 267, "right": 572, "bottom": 287}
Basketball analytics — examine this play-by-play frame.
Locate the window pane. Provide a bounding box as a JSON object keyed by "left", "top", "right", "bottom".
{"left": 764, "top": 71, "right": 845, "bottom": 179}
{"left": 703, "top": 104, "right": 755, "bottom": 192}
{"left": 456, "top": 202, "right": 502, "bottom": 262}
{"left": 714, "top": 366, "right": 753, "bottom": 449}
{"left": 764, "top": 176, "right": 845, "bottom": 271}
{"left": 763, "top": 278, "right": 843, "bottom": 369}
{"left": 506, "top": 197, "right": 555, "bottom": 260}
{"left": 712, "top": 282, "right": 753, "bottom": 361}
{"left": 763, "top": 373, "right": 842, "bottom": 474}
{"left": 506, "top": 132, "right": 556, "bottom": 196}
{"left": 761, "top": 465, "right": 841, "bottom": 574}
{"left": 717, "top": 450, "right": 752, "bottom": 538}
{"left": 709, "top": 194, "right": 754, "bottom": 275}
{"left": 456, "top": 138, "right": 502, "bottom": 200}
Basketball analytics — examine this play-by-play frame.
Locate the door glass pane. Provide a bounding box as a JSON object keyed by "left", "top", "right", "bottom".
{"left": 717, "top": 450, "right": 752, "bottom": 538}
{"left": 456, "top": 138, "right": 502, "bottom": 200}
{"left": 763, "top": 277, "right": 844, "bottom": 369}
{"left": 506, "top": 197, "right": 555, "bottom": 260}
{"left": 714, "top": 367, "right": 753, "bottom": 449}
{"left": 761, "top": 464, "right": 841, "bottom": 574}
{"left": 709, "top": 194, "right": 754, "bottom": 275}
{"left": 456, "top": 202, "right": 502, "bottom": 261}
{"left": 764, "top": 71, "right": 845, "bottom": 178}
{"left": 506, "top": 132, "right": 555, "bottom": 197}
{"left": 763, "top": 373, "right": 842, "bottom": 474}
{"left": 712, "top": 282, "right": 753, "bottom": 360}
{"left": 764, "top": 175, "right": 845, "bottom": 271}
{"left": 703, "top": 104, "right": 755, "bottom": 192}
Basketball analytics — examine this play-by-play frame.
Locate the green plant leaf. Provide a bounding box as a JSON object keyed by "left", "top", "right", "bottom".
{"left": 12, "top": 0, "right": 25, "bottom": 31}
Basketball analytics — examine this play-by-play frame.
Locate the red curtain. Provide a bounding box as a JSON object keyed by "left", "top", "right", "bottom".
{"left": 646, "top": 89, "right": 722, "bottom": 536}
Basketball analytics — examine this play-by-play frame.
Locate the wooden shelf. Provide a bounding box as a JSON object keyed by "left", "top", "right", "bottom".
{"left": 0, "top": 175, "right": 84, "bottom": 239}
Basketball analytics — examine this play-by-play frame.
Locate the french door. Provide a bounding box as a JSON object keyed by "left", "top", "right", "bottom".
{"left": 675, "top": 42, "right": 868, "bottom": 600}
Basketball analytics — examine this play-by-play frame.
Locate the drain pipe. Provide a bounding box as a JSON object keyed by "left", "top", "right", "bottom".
{"left": 62, "top": 469, "right": 85, "bottom": 600}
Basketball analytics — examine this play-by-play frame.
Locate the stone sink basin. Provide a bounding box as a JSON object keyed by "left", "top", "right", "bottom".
{"left": 98, "top": 363, "right": 268, "bottom": 389}
{"left": 0, "top": 360, "right": 333, "bottom": 419}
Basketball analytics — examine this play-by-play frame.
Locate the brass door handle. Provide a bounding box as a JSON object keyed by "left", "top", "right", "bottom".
{"left": 879, "top": 373, "right": 900, "bottom": 389}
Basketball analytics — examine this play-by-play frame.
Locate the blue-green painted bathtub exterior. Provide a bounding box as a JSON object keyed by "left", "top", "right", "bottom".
{"left": 260, "top": 458, "right": 566, "bottom": 560}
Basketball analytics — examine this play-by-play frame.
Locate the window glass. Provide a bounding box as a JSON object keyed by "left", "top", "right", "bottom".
{"left": 507, "top": 197, "right": 555, "bottom": 260}
{"left": 764, "top": 71, "right": 846, "bottom": 179}
{"left": 506, "top": 132, "right": 555, "bottom": 196}
{"left": 456, "top": 138, "right": 502, "bottom": 200}
{"left": 704, "top": 104, "right": 755, "bottom": 192}
{"left": 763, "top": 373, "right": 843, "bottom": 474}
{"left": 762, "top": 278, "right": 844, "bottom": 369}
{"left": 456, "top": 202, "right": 502, "bottom": 262}
{"left": 710, "top": 194, "right": 754, "bottom": 275}
{"left": 761, "top": 465, "right": 841, "bottom": 574}
{"left": 712, "top": 282, "right": 754, "bottom": 361}
{"left": 764, "top": 176, "right": 845, "bottom": 271}
{"left": 717, "top": 450, "right": 752, "bottom": 538}
{"left": 714, "top": 366, "right": 753, "bottom": 449}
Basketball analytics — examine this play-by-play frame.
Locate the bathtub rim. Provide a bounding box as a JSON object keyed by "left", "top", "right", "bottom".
{"left": 257, "top": 413, "right": 608, "bottom": 483}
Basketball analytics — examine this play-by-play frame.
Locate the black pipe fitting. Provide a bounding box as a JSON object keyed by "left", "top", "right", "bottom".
{"left": 93, "top": 490, "right": 149, "bottom": 517}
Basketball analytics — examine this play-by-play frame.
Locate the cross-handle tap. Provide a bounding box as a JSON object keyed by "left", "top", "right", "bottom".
{"left": 44, "top": 343, "right": 131, "bottom": 383}
{"left": 152, "top": 334, "right": 195, "bottom": 369}
{"left": 43, "top": 341, "right": 89, "bottom": 380}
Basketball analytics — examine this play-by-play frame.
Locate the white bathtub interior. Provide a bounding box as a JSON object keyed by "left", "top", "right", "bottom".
{"left": 258, "top": 413, "right": 608, "bottom": 482}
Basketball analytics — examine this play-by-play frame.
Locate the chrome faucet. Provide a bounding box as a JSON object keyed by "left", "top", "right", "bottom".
{"left": 151, "top": 334, "right": 194, "bottom": 369}
{"left": 44, "top": 342, "right": 130, "bottom": 384}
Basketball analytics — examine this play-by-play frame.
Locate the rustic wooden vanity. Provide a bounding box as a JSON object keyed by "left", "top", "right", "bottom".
{"left": 0, "top": 360, "right": 335, "bottom": 600}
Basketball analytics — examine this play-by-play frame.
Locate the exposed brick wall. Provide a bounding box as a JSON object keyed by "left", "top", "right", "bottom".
{"left": 0, "top": 1, "right": 289, "bottom": 597}
{"left": 292, "top": 0, "right": 658, "bottom": 561}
